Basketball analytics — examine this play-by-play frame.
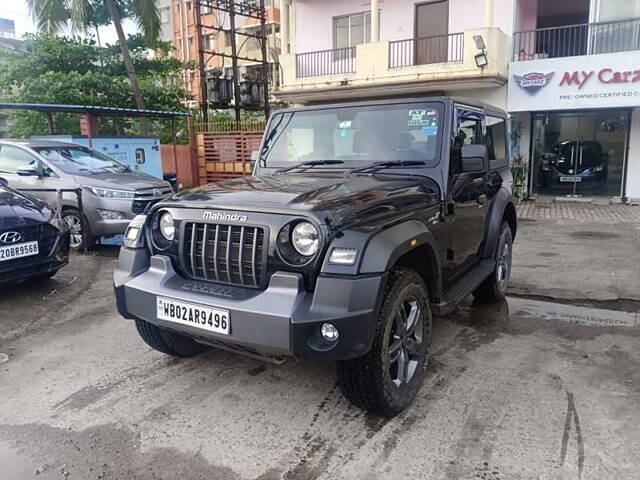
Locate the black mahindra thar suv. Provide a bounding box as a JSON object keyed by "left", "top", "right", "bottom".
{"left": 114, "top": 97, "right": 517, "bottom": 416}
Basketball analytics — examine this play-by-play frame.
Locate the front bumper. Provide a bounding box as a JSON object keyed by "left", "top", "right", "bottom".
{"left": 114, "top": 248, "right": 385, "bottom": 361}
{"left": 0, "top": 229, "right": 70, "bottom": 283}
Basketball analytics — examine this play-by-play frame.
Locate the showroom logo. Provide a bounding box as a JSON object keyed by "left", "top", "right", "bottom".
{"left": 0, "top": 231, "right": 22, "bottom": 244}
{"left": 513, "top": 72, "right": 555, "bottom": 94}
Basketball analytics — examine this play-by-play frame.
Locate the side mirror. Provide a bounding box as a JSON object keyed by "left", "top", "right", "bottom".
{"left": 16, "top": 165, "right": 41, "bottom": 177}
{"left": 0, "top": 177, "right": 7, "bottom": 187}
{"left": 460, "top": 144, "right": 487, "bottom": 173}
{"left": 250, "top": 150, "right": 258, "bottom": 171}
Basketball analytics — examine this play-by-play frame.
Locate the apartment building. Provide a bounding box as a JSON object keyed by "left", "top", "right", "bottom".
{"left": 276, "top": 0, "right": 511, "bottom": 107}
{"left": 275, "top": 0, "right": 640, "bottom": 202}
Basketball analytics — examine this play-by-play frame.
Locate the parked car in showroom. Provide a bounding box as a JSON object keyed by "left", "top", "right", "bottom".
{"left": 539, "top": 140, "right": 608, "bottom": 188}
{"left": 0, "top": 140, "right": 172, "bottom": 250}
{"left": 114, "top": 97, "right": 516, "bottom": 417}
{"left": 0, "top": 177, "right": 70, "bottom": 282}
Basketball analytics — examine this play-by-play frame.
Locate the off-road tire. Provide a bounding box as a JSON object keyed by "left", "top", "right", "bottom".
{"left": 337, "top": 268, "right": 432, "bottom": 417}
{"left": 473, "top": 221, "right": 513, "bottom": 302}
{"left": 135, "top": 319, "right": 209, "bottom": 357}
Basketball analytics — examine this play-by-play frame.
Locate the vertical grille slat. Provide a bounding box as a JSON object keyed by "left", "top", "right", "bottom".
{"left": 225, "top": 225, "right": 232, "bottom": 283}
{"left": 182, "top": 222, "right": 266, "bottom": 288}
{"left": 251, "top": 229, "right": 258, "bottom": 287}
{"left": 201, "top": 225, "right": 208, "bottom": 280}
{"left": 189, "top": 223, "right": 197, "bottom": 276}
{"left": 213, "top": 225, "right": 219, "bottom": 281}
{"left": 238, "top": 226, "right": 245, "bottom": 285}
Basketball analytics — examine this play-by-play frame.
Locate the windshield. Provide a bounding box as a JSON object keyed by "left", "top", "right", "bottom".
{"left": 34, "top": 146, "right": 131, "bottom": 174}
{"left": 260, "top": 102, "right": 443, "bottom": 169}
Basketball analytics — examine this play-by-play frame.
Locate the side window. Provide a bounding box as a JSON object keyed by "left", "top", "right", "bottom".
{"left": 486, "top": 115, "right": 507, "bottom": 161}
{"left": 0, "top": 145, "right": 38, "bottom": 174}
{"left": 452, "top": 108, "right": 485, "bottom": 174}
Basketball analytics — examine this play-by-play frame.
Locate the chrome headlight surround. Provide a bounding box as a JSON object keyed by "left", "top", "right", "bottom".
{"left": 277, "top": 220, "right": 321, "bottom": 266}
{"left": 150, "top": 210, "right": 175, "bottom": 251}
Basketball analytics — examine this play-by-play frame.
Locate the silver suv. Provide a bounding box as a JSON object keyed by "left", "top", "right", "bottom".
{"left": 0, "top": 140, "right": 172, "bottom": 249}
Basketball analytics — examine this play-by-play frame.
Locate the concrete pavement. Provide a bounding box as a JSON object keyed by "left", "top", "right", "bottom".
{"left": 0, "top": 230, "right": 639, "bottom": 479}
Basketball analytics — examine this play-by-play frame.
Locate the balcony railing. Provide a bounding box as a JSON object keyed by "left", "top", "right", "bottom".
{"left": 513, "top": 17, "right": 640, "bottom": 61}
{"left": 389, "top": 32, "right": 464, "bottom": 68}
{"left": 295, "top": 47, "right": 356, "bottom": 78}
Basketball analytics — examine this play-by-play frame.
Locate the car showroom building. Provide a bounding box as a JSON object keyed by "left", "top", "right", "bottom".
{"left": 508, "top": 1, "right": 640, "bottom": 202}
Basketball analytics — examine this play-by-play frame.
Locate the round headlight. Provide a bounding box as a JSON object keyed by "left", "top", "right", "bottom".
{"left": 291, "top": 222, "right": 319, "bottom": 256}
{"left": 159, "top": 212, "right": 175, "bottom": 241}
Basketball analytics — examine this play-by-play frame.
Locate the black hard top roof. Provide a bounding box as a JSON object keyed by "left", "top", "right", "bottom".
{"left": 274, "top": 96, "right": 507, "bottom": 118}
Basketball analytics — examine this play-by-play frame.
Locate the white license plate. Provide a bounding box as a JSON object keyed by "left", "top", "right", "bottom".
{"left": 0, "top": 241, "right": 39, "bottom": 262}
{"left": 559, "top": 176, "right": 582, "bottom": 182}
{"left": 156, "top": 297, "right": 230, "bottom": 335}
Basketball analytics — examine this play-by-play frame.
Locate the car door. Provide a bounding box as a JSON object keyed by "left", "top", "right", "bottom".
{"left": 446, "top": 106, "right": 489, "bottom": 277}
{"left": 0, "top": 144, "right": 46, "bottom": 193}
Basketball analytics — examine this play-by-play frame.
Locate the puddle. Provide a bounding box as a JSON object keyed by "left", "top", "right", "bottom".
{"left": 570, "top": 230, "right": 620, "bottom": 240}
{"left": 508, "top": 297, "right": 639, "bottom": 328}
{"left": 0, "top": 440, "right": 57, "bottom": 480}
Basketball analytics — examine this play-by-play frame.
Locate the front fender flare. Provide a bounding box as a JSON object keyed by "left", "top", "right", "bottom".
{"left": 359, "top": 220, "right": 441, "bottom": 274}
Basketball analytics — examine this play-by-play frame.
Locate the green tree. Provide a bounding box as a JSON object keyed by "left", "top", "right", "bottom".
{"left": 27, "top": 0, "right": 161, "bottom": 123}
{"left": 0, "top": 34, "right": 194, "bottom": 143}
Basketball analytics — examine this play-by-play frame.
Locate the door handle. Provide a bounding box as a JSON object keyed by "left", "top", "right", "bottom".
{"left": 477, "top": 194, "right": 487, "bottom": 206}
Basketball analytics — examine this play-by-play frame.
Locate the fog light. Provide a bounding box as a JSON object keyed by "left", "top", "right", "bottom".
{"left": 98, "top": 209, "right": 126, "bottom": 220}
{"left": 321, "top": 323, "right": 339, "bottom": 342}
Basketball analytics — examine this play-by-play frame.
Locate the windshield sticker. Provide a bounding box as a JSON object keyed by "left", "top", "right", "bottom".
{"left": 408, "top": 109, "right": 438, "bottom": 127}
{"left": 421, "top": 125, "right": 438, "bottom": 135}
{"left": 338, "top": 120, "right": 352, "bottom": 138}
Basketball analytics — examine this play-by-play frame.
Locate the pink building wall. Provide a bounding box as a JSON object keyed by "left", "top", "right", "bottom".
{"left": 294, "top": 0, "right": 515, "bottom": 53}
{"left": 514, "top": 0, "right": 538, "bottom": 32}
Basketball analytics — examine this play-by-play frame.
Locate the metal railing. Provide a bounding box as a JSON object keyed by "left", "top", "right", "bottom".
{"left": 295, "top": 47, "right": 356, "bottom": 78}
{"left": 389, "top": 32, "right": 464, "bottom": 68}
{"left": 513, "top": 17, "right": 640, "bottom": 61}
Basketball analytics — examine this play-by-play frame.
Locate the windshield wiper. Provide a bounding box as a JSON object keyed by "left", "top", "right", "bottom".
{"left": 276, "top": 159, "right": 345, "bottom": 174}
{"left": 347, "top": 160, "right": 426, "bottom": 174}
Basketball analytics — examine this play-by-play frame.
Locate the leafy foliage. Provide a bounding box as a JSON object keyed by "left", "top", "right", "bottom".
{"left": 27, "top": 0, "right": 159, "bottom": 45}
{"left": 0, "top": 34, "right": 194, "bottom": 143}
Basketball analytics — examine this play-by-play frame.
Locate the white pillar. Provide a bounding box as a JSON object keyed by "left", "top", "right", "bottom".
{"left": 281, "top": 0, "right": 290, "bottom": 54}
{"left": 484, "top": 0, "right": 494, "bottom": 28}
{"left": 371, "top": 0, "right": 380, "bottom": 42}
{"left": 289, "top": 0, "right": 296, "bottom": 54}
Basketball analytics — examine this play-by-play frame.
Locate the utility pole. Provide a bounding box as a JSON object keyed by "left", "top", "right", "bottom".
{"left": 228, "top": 0, "right": 242, "bottom": 125}
{"left": 259, "top": 0, "right": 270, "bottom": 119}
{"left": 194, "top": 0, "right": 209, "bottom": 124}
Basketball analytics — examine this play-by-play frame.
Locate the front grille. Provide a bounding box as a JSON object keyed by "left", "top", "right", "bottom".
{"left": 132, "top": 187, "right": 173, "bottom": 214}
{"left": 132, "top": 200, "right": 151, "bottom": 214}
{"left": 182, "top": 223, "right": 266, "bottom": 288}
{"left": 0, "top": 223, "right": 59, "bottom": 272}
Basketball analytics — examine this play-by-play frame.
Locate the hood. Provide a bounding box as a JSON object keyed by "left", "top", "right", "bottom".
{"left": 74, "top": 171, "right": 169, "bottom": 191}
{"left": 0, "top": 186, "right": 51, "bottom": 229}
{"left": 166, "top": 173, "right": 440, "bottom": 228}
